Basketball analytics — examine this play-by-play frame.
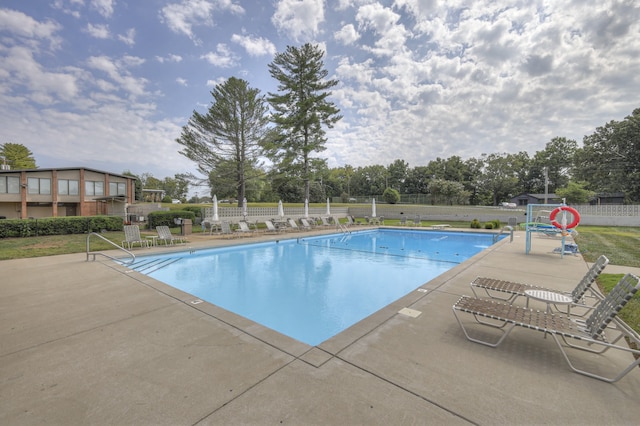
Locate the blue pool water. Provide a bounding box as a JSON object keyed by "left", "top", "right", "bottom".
{"left": 125, "top": 229, "right": 501, "bottom": 345}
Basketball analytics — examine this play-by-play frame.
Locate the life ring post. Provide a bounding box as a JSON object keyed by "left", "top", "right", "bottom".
{"left": 550, "top": 206, "right": 580, "bottom": 229}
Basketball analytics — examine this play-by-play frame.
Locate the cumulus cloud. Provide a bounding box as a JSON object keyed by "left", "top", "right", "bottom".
{"left": 0, "top": 8, "right": 63, "bottom": 49}
{"left": 200, "top": 43, "right": 239, "bottom": 67}
{"left": 160, "top": 0, "right": 244, "bottom": 44}
{"left": 86, "top": 55, "right": 148, "bottom": 96}
{"left": 272, "top": 0, "right": 325, "bottom": 42}
{"left": 91, "top": 0, "right": 116, "bottom": 18}
{"left": 85, "top": 23, "right": 110, "bottom": 39}
{"left": 334, "top": 23, "right": 360, "bottom": 45}
{"left": 231, "top": 33, "right": 277, "bottom": 57}
{"left": 118, "top": 28, "right": 136, "bottom": 45}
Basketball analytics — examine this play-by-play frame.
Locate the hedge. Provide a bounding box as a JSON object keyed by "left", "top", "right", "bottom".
{"left": 0, "top": 216, "right": 124, "bottom": 238}
{"left": 147, "top": 210, "right": 196, "bottom": 229}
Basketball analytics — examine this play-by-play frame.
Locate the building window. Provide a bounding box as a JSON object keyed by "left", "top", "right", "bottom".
{"left": 27, "top": 177, "right": 51, "bottom": 195}
{"left": 58, "top": 179, "right": 79, "bottom": 195}
{"left": 85, "top": 181, "right": 104, "bottom": 196}
{"left": 109, "top": 182, "right": 127, "bottom": 195}
{"left": 0, "top": 176, "right": 20, "bottom": 194}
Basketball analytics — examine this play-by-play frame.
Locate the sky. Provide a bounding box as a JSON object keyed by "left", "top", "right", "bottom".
{"left": 1, "top": 0, "right": 639, "bottom": 190}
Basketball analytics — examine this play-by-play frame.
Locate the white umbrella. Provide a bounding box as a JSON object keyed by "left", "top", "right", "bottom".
{"left": 278, "top": 200, "right": 284, "bottom": 218}
{"left": 326, "top": 198, "right": 331, "bottom": 216}
{"left": 372, "top": 198, "right": 377, "bottom": 218}
{"left": 304, "top": 198, "right": 309, "bottom": 218}
{"left": 212, "top": 194, "right": 219, "bottom": 221}
{"left": 242, "top": 197, "right": 248, "bottom": 218}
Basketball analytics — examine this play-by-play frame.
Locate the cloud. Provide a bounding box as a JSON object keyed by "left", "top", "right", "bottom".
{"left": 176, "top": 77, "right": 188, "bottom": 86}
{"left": 231, "top": 33, "right": 277, "bottom": 57}
{"left": 159, "top": 0, "right": 245, "bottom": 43}
{"left": 118, "top": 28, "right": 136, "bottom": 46}
{"left": 0, "top": 8, "right": 63, "bottom": 49}
{"left": 86, "top": 55, "right": 148, "bottom": 96}
{"left": 85, "top": 23, "right": 111, "bottom": 39}
{"left": 155, "top": 54, "right": 183, "bottom": 63}
{"left": 200, "top": 44, "right": 239, "bottom": 67}
{"left": 0, "top": 46, "right": 79, "bottom": 104}
{"left": 272, "top": 0, "right": 325, "bottom": 42}
{"left": 334, "top": 23, "right": 360, "bottom": 45}
{"left": 91, "top": 0, "right": 115, "bottom": 18}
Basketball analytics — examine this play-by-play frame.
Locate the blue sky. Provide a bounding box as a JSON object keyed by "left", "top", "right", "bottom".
{"left": 1, "top": 0, "right": 639, "bottom": 187}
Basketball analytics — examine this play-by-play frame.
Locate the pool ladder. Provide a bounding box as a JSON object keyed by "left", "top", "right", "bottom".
{"left": 494, "top": 226, "right": 514, "bottom": 243}
{"left": 337, "top": 222, "right": 351, "bottom": 234}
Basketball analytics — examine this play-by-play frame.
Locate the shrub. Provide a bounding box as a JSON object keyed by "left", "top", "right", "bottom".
{"left": 470, "top": 219, "right": 481, "bottom": 229}
{"left": 147, "top": 210, "right": 196, "bottom": 229}
{"left": 0, "top": 216, "right": 123, "bottom": 238}
{"left": 484, "top": 222, "right": 494, "bottom": 229}
{"left": 382, "top": 188, "right": 401, "bottom": 204}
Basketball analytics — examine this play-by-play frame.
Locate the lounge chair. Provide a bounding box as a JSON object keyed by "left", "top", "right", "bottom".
{"left": 320, "top": 217, "right": 332, "bottom": 227}
{"left": 122, "top": 225, "right": 149, "bottom": 249}
{"left": 470, "top": 255, "right": 609, "bottom": 313}
{"left": 408, "top": 215, "right": 421, "bottom": 226}
{"left": 202, "top": 220, "right": 220, "bottom": 235}
{"left": 264, "top": 220, "right": 282, "bottom": 233}
{"left": 300, "top": 218, "right": 313, "bottom": 230}
{"left": 399, "top": 216, "right": 407, "bottom": 226}
{"left": 220, "top": 221, "right": 237, "bottom": 238}
{"left": 287, "top": 218, "right": 301, "bottom": 231}
{"left": 237, "top": 221, "right": 254, "bottom": 236}
{"left": 156, "top": 225, "right": 186, "bottom": 245}
{"left": 453, "top": 273, "right": 640, "bottom": 383}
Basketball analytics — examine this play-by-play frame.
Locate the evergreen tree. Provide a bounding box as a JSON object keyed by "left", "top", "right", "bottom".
{"left": 266, "top": 43, "right": 342, "bottom": 201}
{"left": 0, "top": 143, "right": 36, "bottom": 169}
{"left": 176, "top": 77, "right": 269, "bottom": 208}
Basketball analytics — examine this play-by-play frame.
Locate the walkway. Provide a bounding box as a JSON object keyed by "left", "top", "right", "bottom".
{"left": 1, "top": 227, "right": 640, "bottom": 425}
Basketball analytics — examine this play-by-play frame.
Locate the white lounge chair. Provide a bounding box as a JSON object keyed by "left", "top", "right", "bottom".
{"left": 237, "top": 221, "right": 254, "bottom": 236}
{"left": 470, "top": 255, "right": 609, "bottom": 313}
{"left": 453, "top": 273, "right": 640, "bottom": 383}
{"left": 220, "top": 221, "right": 237, "bottom": 239}
{"left": 287, "top": 218, "right": 301, "bottom": 231}
{"left": 299, "top": 218, "right": 313, "bottom": 230}
{"left": 264, "top": 220, "right": 281, "bottom": 233}
{"left": 122, "top": 225, "right": 149, "bottom": 249}
{"left": 156, "top": 225, "right": 186, "bottom": 245}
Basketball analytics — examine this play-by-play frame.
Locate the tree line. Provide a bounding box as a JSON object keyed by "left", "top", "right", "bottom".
{"left": 173, "top": 42, "right": 640, "bottom": 206}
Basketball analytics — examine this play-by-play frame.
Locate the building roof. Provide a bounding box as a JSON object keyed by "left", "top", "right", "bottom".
{"left": 0, "top": 167, "right": 137, "bottom": 180}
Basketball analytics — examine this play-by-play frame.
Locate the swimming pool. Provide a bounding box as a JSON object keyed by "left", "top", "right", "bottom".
{"left": 125, "top": 229, "right": 502, "bottom": 345}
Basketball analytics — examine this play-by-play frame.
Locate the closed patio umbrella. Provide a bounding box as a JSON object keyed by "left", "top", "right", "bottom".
{"left": 212, "top": 195, "right": 219, "bottom": 221}
{"left": 242, "top": 198, "right": 248, "bottom": 218}
{"left": 278, "top": 200, "right": 284, "bottom": 218}
{"left": 326, "top": 198, "right": 331, "bottom": 216}
{"left": 372, "top": 198, "right": 377, "bottom": 218}
{"left": 304, "top": 198, "right": 309, "bottom": 218}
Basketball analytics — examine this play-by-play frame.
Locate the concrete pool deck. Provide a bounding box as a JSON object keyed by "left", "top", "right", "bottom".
{"left": 2, "top": 227, "right": 640, "bottom": 425}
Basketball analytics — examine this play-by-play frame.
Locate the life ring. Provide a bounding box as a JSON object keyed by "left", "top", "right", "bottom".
{"left": 550, "top": 206, "right": 580, "bottom": 229}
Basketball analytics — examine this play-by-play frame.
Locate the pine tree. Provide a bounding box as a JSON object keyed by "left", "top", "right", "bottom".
{"left": 267, "top": 43, "right": 342, "bottom": 201}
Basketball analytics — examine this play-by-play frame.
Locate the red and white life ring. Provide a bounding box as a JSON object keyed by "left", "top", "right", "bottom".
{"left": 550, "top": 206, "right": 580, "bottom": 229}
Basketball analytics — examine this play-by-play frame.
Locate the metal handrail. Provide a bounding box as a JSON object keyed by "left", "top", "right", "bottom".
{"left": 336, "top": 222, "right": 351, "bottom": 234}
{"left": 86, "top": 232, "right": 135, "bottom": 265}
{"left": 494, "top": 225, "right": 514, "bottom": 243}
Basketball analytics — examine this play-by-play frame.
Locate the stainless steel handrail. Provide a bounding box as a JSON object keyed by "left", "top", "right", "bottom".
{"left": 86, "top": 232, "right": 135, "bottom": 265}
{"left": 494, "top": 225, "right": 514, "bottom": 243}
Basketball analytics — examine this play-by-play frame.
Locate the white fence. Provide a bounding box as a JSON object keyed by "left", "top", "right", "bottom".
{"left": 198, "top": 204, "right": 639, "bottom": 226}
{"left": 203, "top": 206, "right": 349, "bottom": 221}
